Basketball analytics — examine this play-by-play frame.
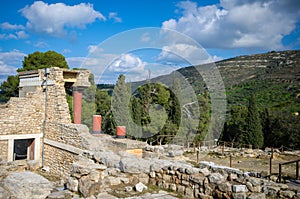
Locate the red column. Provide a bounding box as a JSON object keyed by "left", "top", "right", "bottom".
{"left": 116, "top": 126, "right": 126, "bottom": 138}
{"left": 92, "top": 115, "right": 102, "bottom": 134}
{"left": 73, "top": 90, "right": 82, "bottom": 124}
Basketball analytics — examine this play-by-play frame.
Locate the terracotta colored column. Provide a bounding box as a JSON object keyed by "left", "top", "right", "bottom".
{"left": 73, "top": 90, "right": 82, "bottom": 124}
{"left": 92, "top": 115, "right": 102, "bottom": 134}
{"left": 116, "top": 126, "right": 126, "bottom": 138}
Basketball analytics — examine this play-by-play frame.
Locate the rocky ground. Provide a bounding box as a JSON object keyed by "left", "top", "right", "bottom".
{"left": 1, "top": 144, "right": 300, "bottom": 199}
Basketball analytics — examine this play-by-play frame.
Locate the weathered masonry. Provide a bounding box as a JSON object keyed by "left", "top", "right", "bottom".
{"left": 0, "top": 67, "right": 91, "bottom": 177}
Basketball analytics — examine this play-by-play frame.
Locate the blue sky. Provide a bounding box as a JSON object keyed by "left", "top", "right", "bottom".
{"left": 1, "top": 0, "right": 300, "bottom": 84}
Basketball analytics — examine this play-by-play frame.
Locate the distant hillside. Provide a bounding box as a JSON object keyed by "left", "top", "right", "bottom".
{"left": 130, "top": 50, "right": 300, "bottom": 111}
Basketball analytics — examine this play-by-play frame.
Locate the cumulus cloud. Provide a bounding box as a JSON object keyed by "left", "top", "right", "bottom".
{"left": 87, "top": 45, "right": 104, "bottom": 54}
{"left": 19, "top": 1, "right": 106, "bottom": 37}
{"left": 162, "top": 0, "right": 300, "bottom": 50}
{"left": 0, "top": 30, "right": 29, "bottom": 40}
{"left": 1, "top": 22, "right": 25, "bottom": 30}
{"left": 0, "top": 50, "right": 26, "bottom": 76}
{"left": 109, "top": 12, "right": 122, "bottom": 23}
{"left": 157, "top": 43, "right": 221, "bottom": 65}
{"left": 108, "top": 54, "right": 146, "bottom": 73}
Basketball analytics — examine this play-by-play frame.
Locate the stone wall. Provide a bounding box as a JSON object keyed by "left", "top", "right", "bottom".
{"left": 44, "top": 144, "right": 79, "bottom": 179}
{"left": 0, "top": 94, "right": 44, "bottom": 136}
{"left": 0, "top": 140, "right": 8, "bottom": 161}
{"left": 45, "top": 123, "right": 87, "bottom": 149}
{"left": 66, "top": 150, "right": 299, "bottom": 199}
{"left": 0, "top": 67, "right": 90, "bottom": 172}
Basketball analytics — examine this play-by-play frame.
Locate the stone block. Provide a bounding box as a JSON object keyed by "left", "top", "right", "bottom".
{"left": 4, "top": 171, "right": 53, "bottom": 199}
{"left": 247, "top": 193, "right": 266, "bottom": 199}
{"left": 218, "top": 182, "right": 232, "bottom": 193}
{"left": 233, "top": 185, "right": 247, "bottom": 193}
{"left": 279, "top": 190, "right": 295, "bottom": 198}
{"left": 208, "top": 173, "right": 224, "bottom": 184}
{"left": 232, "top": 192, "right": 246, "bottom": 199}
{"left": 135, "top": 182, "right": 147, "bottom": 192}
{"left": 67, "top": 177, "right": 79, "bottom": 192}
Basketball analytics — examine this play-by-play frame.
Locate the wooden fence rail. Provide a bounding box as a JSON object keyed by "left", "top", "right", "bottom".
{"left": 278, "top": 159, "right": 300, "bottom": 183}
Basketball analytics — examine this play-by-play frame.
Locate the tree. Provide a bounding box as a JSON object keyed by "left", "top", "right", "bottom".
{"left": 111, "top": 74, "right": 131, "bottom": 127}
{"left": 244, "top": 94, "right": 264, "bottom": 148}
{"left": 221, "top": 105, "right": 247, "bottom": 145}
{"left": 194, "top": 91, "right": 210, "bottom": 143}
{"left": 0, "top": 75, "right": 19, "bottom": 103}
{"left": 18, "top": 51, "right": 68, "bottom": 72}
{"left": 0, "top": 51, "right": 69, "bottom": 103}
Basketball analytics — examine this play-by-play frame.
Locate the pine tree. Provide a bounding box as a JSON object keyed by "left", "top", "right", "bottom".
{"left": 244, "top": 94, "right": 264, "bottom": 148}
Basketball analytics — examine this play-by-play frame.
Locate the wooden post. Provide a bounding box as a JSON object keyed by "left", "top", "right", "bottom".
{"left": 279, "top": 164, "right": 282, "bottom": 183}
{"left": 270, "top": 147, "right": 274, "bottom": 175}
{"left": 230, "top": 155, "right": 232, "bottom": 167}
{"left": 196, "top": 150, "right": 199, "bottom": 163}
{"left": 222, "top": 142, "right": 225, "bottom": 156}
{"left": 296, "top": 161, "right": 299, "bottom": 180}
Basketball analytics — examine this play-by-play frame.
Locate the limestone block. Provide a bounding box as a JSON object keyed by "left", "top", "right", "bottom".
{"left": 199, "top": 167, "right": 211, "bottom": 177}
{"left": 247, "top": 193, "right": 266, "bottom": 199}
{"left": 0, "top": 186, "right": 10, "bottom": 199}
{"left": 185, "top": 187, "right": 194, "bottom": 198}
{"left": 107, "top": 176, "right": 121, "bottom": 186}
{"left": 67, "top": 177, "right": 79, "bottom": 192}
{"left": 190, "top": 174, "right": 205, "bottom": 185}
{"left": 279, "top": 190, "right": 295, "bottom": 198}
{"left": 78, "top": 175, "right": 101, "bottom": 198}
{"left": 4, "top": 171, "right": 53, "bottom": 199}
{"left": 232, "top": 192, "right": 246, "bottom": 199}
{"left": 218, "top": 182, "right": 232, "bottom": 193}
{"left": 135, "top": 182, "right": 147, "bottom": 192}
{"left": 208, "top": 173, "right": 224, "bottom": 184}
{"left": 47, "top": 190, "right": 72, "bottom": 199}
{"left": 198, "top": 193, "right": 213, "bottom": 199}
{"left": 233, "top": 185, "right": 247, "bottom": 193}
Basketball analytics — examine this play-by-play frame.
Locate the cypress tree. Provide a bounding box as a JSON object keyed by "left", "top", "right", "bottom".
{"left": 245, "top": 94, "right": 264, "bottom": 148}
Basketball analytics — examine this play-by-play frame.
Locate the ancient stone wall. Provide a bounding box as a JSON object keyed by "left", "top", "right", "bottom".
{"left": 44, "top": 144, "right": 79, "bottom": 179}
{"left": 0, "top": 94, "right": 44, "bottom": 136}
{"left": 0, "top": 67, "right": 90, "bottom": 175}
{"left": 0, "top": 140, "right": 8, "bottom": 161}
{"left": 65, "top": 151, "right": 299, "bottom": 198}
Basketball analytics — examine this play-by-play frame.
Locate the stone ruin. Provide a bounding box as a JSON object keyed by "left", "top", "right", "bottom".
{"left": 0, "top": 67, "right": 299, "bottom": 198}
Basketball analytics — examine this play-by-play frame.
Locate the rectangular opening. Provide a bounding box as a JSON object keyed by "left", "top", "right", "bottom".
{"left": 13, "top": 138, "right": 34, "bottom": 160}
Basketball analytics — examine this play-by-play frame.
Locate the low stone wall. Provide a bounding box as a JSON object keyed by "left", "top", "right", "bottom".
{"left": 65, "top": 150, "right": 299, "bottom": 199}
{"left": 149, "top": 162, "right": 297, "bottom": 199}
{"left": 44, "top": 144, "right": 79, "bottom": 179}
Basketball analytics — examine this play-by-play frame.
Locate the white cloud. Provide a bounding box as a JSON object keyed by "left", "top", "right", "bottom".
{"left": 0, "top": 50, "right": 26, "bottom": 76}
{"left": 0, "top": 31, "right": 29, "bottom": 40}
{"left": 34, "top": 41, "right": 49, "bottom": 48}
{"left": 87, "top": 45, "right": 104, "bottom": 54}
{"left": 16, "top": 31, "right": 29, "bottom": 39}
{"left": 1, "top": 22, "right": 25, "bottom": 30}
{"left": 108, "top": 54, "right": 145, "bottom": 73}
{"left": 157, "top": 43, "right": 220, "bottom": 65}
{"left": 109, "top": 12, "right": 122, "bottom": 23}
{"left": 62, "top": 49, "right": 71, "bottom": 53}
{"left": 141, "top": 32, "right": 151, "bottom": 42}
{"left": 20, "top": 1, "right": 106, "bottom": 37}
{"left": 162, "top": 0, "right": 300, "bottom": 50}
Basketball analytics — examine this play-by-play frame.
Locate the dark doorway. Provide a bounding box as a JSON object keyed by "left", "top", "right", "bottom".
{"left": 13, "top": 139, "right": 34, "bottom": 160}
